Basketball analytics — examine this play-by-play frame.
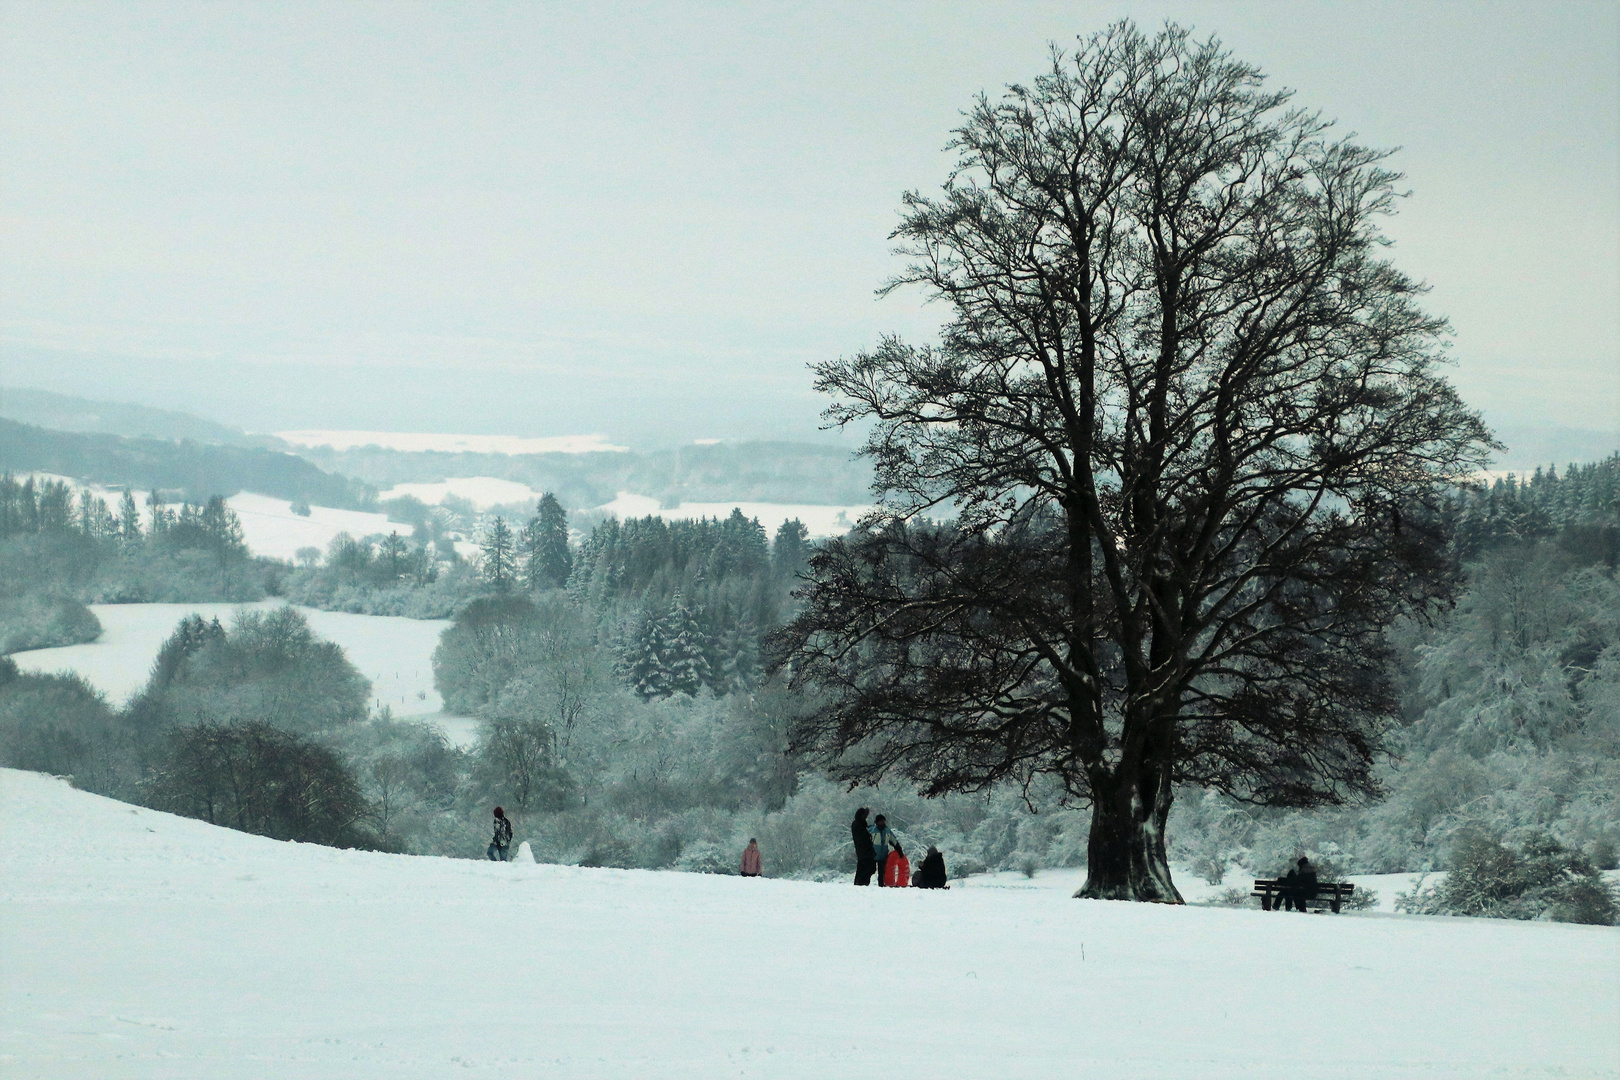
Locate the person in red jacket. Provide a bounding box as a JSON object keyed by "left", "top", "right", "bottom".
{"left": 883, "top": 842, "right": 911, "bottom": 888}
{"left": 740, "top": 838, "right": 762, "bottom": 877}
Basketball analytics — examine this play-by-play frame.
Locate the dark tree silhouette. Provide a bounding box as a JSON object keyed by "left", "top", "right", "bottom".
{"left": 771, "top": 22, "right": 1493, "bottom": 902}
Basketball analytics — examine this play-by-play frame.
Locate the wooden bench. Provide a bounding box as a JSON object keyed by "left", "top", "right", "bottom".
{"left": 1252, "top": 878, "right": 1355, "bottom": 913}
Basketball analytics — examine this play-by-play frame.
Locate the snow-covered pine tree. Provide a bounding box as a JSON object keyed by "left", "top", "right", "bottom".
{"left": 118, "top": 489, "right": 142, "bottom": 542}
{"left": 662, "top": 593, "right": 711, "bottom": 696}
{"left": 627, "top": 606, "right": 672, "bottom": 699}
{"left": 378, "top": 531, "right": 409, "bottom": 581}
{"left": 535, "top": 493, "right": 573, "bottom": 588}
{"left": 480, "top": 516, "right": 517, "bottom": 592}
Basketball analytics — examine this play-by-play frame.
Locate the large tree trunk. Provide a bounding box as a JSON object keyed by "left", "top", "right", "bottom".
{"left": 1075, "top": 750, "right": 1183, "bottom": 902}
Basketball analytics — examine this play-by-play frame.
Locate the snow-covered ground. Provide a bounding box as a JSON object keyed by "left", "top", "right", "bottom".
{"left": 1, "top": 770, "right": 1614, "bottom": 1080}
{"left": 378, "top": 476, "right": 542, "bottom": 510}
{"left": 10, "top": 602, "right": 451, "bottom": 722}
{"left": 275, "top": 430, "right": 627, "bottom": 454}
{"left": 224, "top": 492, "right": 397, "bottom": 561}
{"left": 595, "top": 491, "right": 870, "bottom": 540}
{"left": 958, "top": 867, "right": 1434, "bottom": 913}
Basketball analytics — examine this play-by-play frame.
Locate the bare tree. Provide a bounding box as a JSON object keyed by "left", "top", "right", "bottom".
{"left": 771, "top": 22, "right": 1492, "bottom": 901}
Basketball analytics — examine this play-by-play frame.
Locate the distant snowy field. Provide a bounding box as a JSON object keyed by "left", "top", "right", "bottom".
{"left": 225, "top": 492, "right": 397, "bottom": 560}
{"left": 2, "top": 770, "right": 1615, "bottom": 1080}
{"left": 10, "top": 602, "right": 451, "bottom": 722}
{"left": 274, "top": 430, "right": 629, "bottom": 454}
{"left": 377, "top": 476, "right": 542, "bottom": 510}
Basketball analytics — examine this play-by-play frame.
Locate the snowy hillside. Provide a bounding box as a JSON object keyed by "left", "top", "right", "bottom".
{"left": 10, "top": 602, "right": 452, "bottom": 720}
{"left": 3, "top": 769, "right": 1615, "bottom": 1079}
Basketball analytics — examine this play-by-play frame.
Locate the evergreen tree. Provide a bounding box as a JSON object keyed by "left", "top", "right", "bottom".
{"left": 378, "top": 531, "right": 409, "bottom": 581}
{"left": 200, "top": 496, "right": 246, "bottom": 555}
{"left": 118, "top": 489, "right": 142, "bottom": 542}
{"left": 533, "top": 493, "right": 572, "bottom": 589}
{"left": 628, "top": 607, "right": 672, "bottom": 699}
{"left": 480, "top": 516, "right": 517, "bottom": 592}
{"left": 772, "top": 518, "right": 810, "bottom": 582}
{"left": 662, "top": 593, "right": 711, "bottom": 696}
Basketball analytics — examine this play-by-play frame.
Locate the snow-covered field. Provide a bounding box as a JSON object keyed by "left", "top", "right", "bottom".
{"left": 377, "top": 476, "right": 543, "bottom": 510}
{"left": 224, "top": 492, "right": 397, "bottom": 561}
{"left": 1, "top": 770, "right": 1614, "bottom": 1080}
{"left": 958, "top": 867, "right": 1435, "bottom": 913}
{"left": 10, "top": 602, "right": 449, "bottom": 720}
{"left": 595, "top": 491, "right": 870, "bottom": 540}
{"left": 275, "top": 430, "right": 628, "bottom": 454}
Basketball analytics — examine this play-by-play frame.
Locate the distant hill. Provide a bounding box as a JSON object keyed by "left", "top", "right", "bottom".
{"left": 0, "top": 418, "right": 373, "bottom": 508}
{"left": 0, "top": 387, "right": 274, "bottom": 448}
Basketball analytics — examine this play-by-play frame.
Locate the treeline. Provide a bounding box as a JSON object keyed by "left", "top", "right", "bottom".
{"left": 1170, "top": 455, "right": 1620, "bottom": 923}
{"left": 0, "top": 608, "right": 392, "bottom": 847}
{"left": 0, "top": 475, "right": 273, "bottom": 652}
{"left": 0, "top": 417, "right": 374, "bottom": 509}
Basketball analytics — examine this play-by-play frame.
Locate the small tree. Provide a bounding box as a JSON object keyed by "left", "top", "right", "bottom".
{"left": 148, "top": 721, "right": 375, "bottom": 846}
{"left": 378, "top": 531, "right": 410, "bottom": 582}
{"left": 118, "top": 489, "right": 142, "bottom": 542}
{"left": 772, "top": 518, "right": 811, "bottom": 582}
{"left": 480, "top": 516, "right": 517, "bottom": 593}
{"left": 772, "top": 22, "right": 1493, "bottom": 901}
{"left": 476, "top": 712, "right": 559, "bottom": 812}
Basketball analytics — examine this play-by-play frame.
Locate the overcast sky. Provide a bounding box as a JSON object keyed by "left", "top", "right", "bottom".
{"left": 1, "top": 1, "right": 1615, "bottom": 448}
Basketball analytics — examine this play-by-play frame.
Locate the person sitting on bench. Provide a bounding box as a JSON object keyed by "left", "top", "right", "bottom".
{"left": 1285, "top": 856, "right": 1318, "bottom": 911}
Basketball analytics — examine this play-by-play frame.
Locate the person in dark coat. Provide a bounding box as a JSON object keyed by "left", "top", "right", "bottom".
{"left": 1276, "top": 865, "right": 1299, "bottom": 910}
{"left": 914, "top": 845, "right": 948, "bottom": 889}
{"left": 1291, "top": 856, "right": 1318, "bottom": 912}
{"left": 852, "top": 807, "right": 877, "bottom": 885}
{"left": 488, "top": 806, "right": 513, "bottom": 861}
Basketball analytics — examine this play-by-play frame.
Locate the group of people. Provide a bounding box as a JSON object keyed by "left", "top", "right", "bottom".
{"left": 850, "top": 807, "right": 947, "bottom": 889}
{"left": 1274, "top": 856, "right": 1319, "bottom": 911}
{"left": 486, "top": 806, "right": 949, "bottom": 890}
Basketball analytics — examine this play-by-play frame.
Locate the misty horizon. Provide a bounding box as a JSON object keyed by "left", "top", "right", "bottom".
{"left": 2, "top": 2, "right": 1616, "bottom": 447}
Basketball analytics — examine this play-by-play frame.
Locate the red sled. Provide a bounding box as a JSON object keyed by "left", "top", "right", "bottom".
{"left": 883, "top": 853, "right": 911, "bottom": 888}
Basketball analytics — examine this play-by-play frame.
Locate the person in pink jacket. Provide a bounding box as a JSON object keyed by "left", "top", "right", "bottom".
{"left": 740, "top": 838, "right": 763, "bottom": 877}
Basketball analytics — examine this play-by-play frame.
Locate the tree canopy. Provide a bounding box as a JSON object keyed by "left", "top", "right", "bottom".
{"left": 773, "top": 22, "right": 1493, "bottom": 901}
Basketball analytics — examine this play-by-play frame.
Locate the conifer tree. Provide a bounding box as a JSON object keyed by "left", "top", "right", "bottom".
{"left": 662, "top": 594, "right": 712, "bottom": 696}
{"left": 533, "top": 493, "right": 573, "bottom": 589}
{"left": 118, "top": 489, "right": 142, "bottom": 542}
{"left": 772, "top": 518, "right": 810, "bottom": 582}
{"left": 480, "top": 516, "right": 517, "bottom": 592}
{"left": 628, "top": 607, "right": 672, "bottom": 699}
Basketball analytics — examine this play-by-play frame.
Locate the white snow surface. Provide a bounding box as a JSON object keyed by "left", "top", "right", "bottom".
{"left": 2, "top": 770, "right": 1615, "bottom": 1080}
{"left": 377, "top": 476, "right": 542, "bottom": 510}
{"left": 961, "top": 866, "right": 1438, "bottom": 914}
{"left": 10, "top": 602, "right": 450, "bottom": 720}
{"left": 224, "top": 492, "right": 397, "bottom": 561}
{"left": 275, "top": 430, "right": 628, "bottom": 454}
{"left": 595, "top": 491, "right": 870, "bottom": 540}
